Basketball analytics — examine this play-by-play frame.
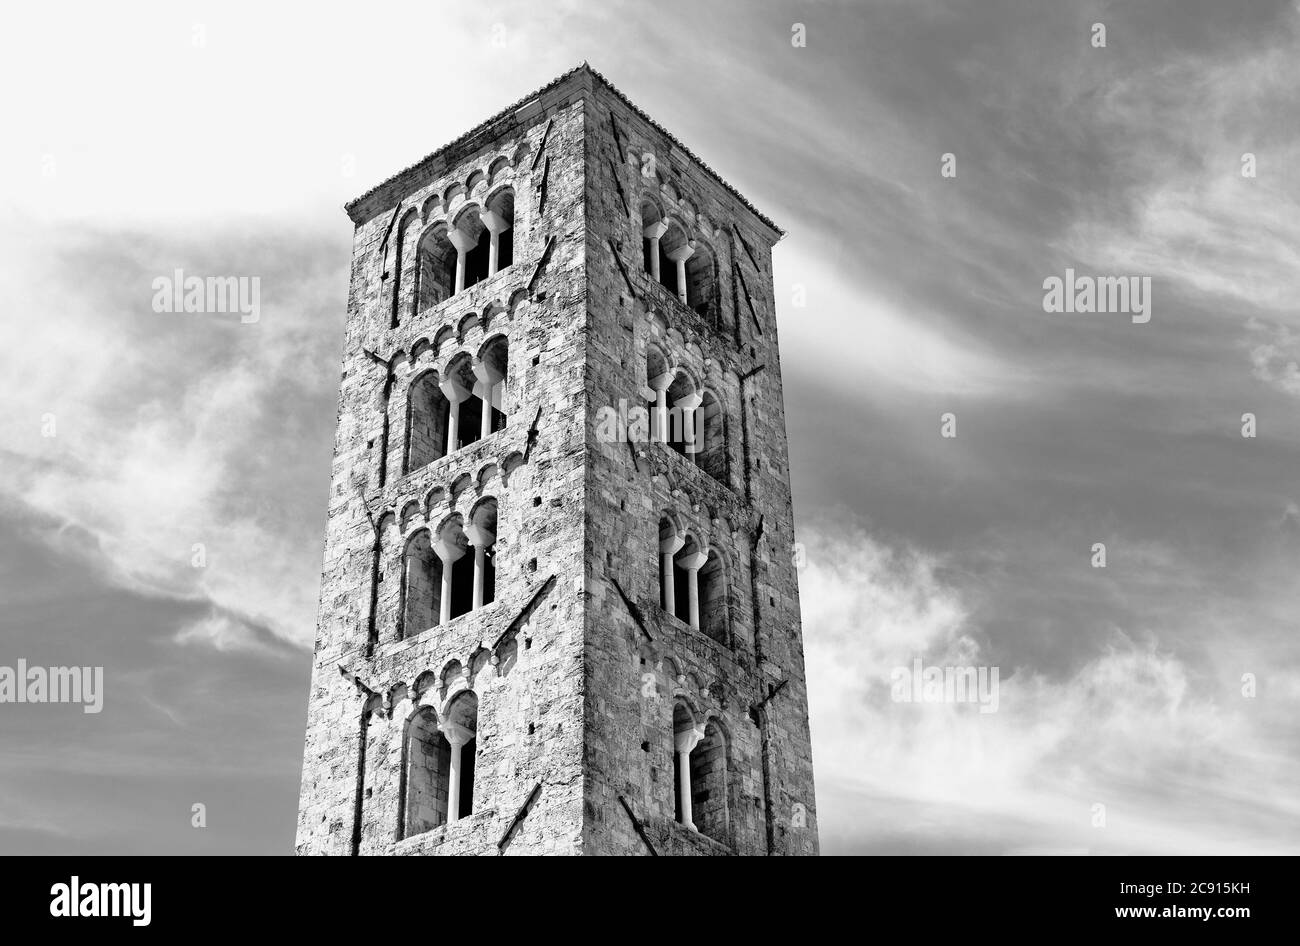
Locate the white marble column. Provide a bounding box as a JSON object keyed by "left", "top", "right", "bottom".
{"left": 447, "top": 228, "right": 476, "bottom": 294}
{"left": 464, "top": 520, "right": 496, "bottom": 611}
{"left": 666, "top": 242, "right": 695, "bottom": 305}
{"left": 479, "top": 210, "right": 509, "bottom": 276}
{"left": 674, "top": 721, "right": 706, "bottom": 829}
{"left": 645, "top": 370, "right": 672, "bottom": 444}
{"left": 674, "top": 391, "right": 702, "bottom": 455}
{"left": 439, "top": 720, "right": 474, "bottom": 823}
{"left": 439, "top": 376, "right": 470, "bottom": 454}
{"left": 677, "top": 548, "right": 708, "bottom": 631}
{"left": 433, "top": 535, "right": 466, "bottom": 626}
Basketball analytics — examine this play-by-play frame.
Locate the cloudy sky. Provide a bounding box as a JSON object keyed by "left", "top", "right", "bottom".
{"left": 1, "top": 0, "right": 1297, "bottom": 855}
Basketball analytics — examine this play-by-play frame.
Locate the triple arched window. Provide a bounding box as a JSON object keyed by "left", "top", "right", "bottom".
{"left": 640, "top": 199, "right": 716, "bottom": 319}
{"left": 401, "top": 499, "right": 497, "bottom": 637}
{"left": 404, "top": 336, "right": 509, "bottom": 475}
{"left": 644, "top": 351, "right": 729, "bottom": 485}
{"left": 392, "top": 187, "right": 517, "bottom": 327}
{"left": 658, "top": 518, "right": 729, "bottom": 645}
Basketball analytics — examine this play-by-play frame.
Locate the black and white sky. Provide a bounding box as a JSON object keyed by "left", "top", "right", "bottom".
{"left": 1, "top": 0, "right": 1297, "bottom": 855}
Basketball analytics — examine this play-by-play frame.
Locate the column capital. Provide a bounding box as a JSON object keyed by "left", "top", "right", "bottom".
{"left": 439, "top": 376, "right": 470, "bottom": 403}
{"left": 479, "top": 209, "right": 509, "bottom": 234}
{"left": 666, "top": 242, "right": 695, "bottom": 263}
{"left": 643, "top": 220, "right": 669, "bottom": 240}
{"left": 464, "top": 522, "right": 496, "bottom": 549}
{"left": 472, "top": 356, "right": 503, "bottom": 386}
{"left": 674, "top": 721, "right": 706, "bottom": 755}
{"left": 447, "top": 228, "right": 477, "bottom": 253}
{"left": 678, "top": 549, "right": 707, "bottom": 571}
{"left": 660, "top": 532, "right": 685, "bottom": 556}
{"left": 439, "top": 719, "right": 474, "bottom": 748}
{"left": 434, "top": 535, "right": 468, "bottom": 563}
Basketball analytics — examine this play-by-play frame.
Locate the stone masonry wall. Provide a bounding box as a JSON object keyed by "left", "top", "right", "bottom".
{"left": 296, "top": 82, "right": 592, "bottom": 856}
{"left": 578, "top": 79, "right": 818, "bottom": 855}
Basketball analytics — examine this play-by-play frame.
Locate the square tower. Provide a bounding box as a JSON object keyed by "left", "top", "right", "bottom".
{"left": 295, "top": 65, "right": 818, "bottom": 856}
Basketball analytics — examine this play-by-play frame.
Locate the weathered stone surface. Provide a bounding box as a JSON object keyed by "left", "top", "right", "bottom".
{"left": 295, "top": 65, "right": 817, "bottom": 856}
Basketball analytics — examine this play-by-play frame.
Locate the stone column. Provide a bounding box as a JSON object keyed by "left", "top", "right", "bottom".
{"left": 464, "top": 520, "right": 496, "bottom": 611}
{"left": 674, "top": 721, "right": 705, "bottom": 829}
{"left": 645, "top": 371, "right": 672, "bottom": 444}
{"left": 479, "top": 210, "right": 509, "bottom": 277}
{"left": 447, "top": 228, "right": 476, "bottom": 294}
{"left": 433, "top": 534, "right": 466, "bottom": 626}
{"left": 659, "top": 531, "right": 684, "bottom": 614}
{"left": 674, "top": 391, "right": 703, "bottom": 455}
{"left": 643, "top": 220, "right": 668, "bottom": 281}
{"left": 439, "top": 376, "right": 470, "bottom": 455}
{"left": 666, "top": 242, "right": 695, "bottom": 306}
{"left": 438, "top": 720, "right": 474, "bottom": 823}
{"left": 677, "top": 548, "right": 708, "bottom": 631}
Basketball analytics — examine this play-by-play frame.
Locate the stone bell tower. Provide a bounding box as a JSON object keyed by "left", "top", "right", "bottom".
{"left": 295, "top": 64, "right": 817, "bottom": 856}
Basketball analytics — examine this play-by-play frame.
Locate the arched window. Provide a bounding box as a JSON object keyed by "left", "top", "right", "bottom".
{"left": 476, "top": 336, "right": 509, "bottom": 437}
{"left": 454, "top": 208, "right": 490, "bottom": 291}
{"left": 438, "top": 691, "right": 478, "bottom": 823}
{"left": 391, "top": 209, "right": 419, "bottom": 328}
{"left": 659, "top": 517, "right": 683, "bottom": 615}
{"left": 658, "top": 222, "right": 691, "bottom": 300}
{"left": 483, "top": 188, "right": 515, "bottom": 275}
{"left": 401, "top": 530, "right": 439, "bottom": 637}
{"left": 646, "top": 346, "right": 670, "bottom": 443}
{"left": 466, "top": 499, "right": 497, "bottom": 610}
{"left": 672, "top": 702, "right": 704, "bottom": 828}
{"left": 405, "top": 371, "right": 450, "bottom": 473}
{"left": 689, "top": 720, "right": 728, "bottom": 844}
{"left": 666, "top": 371, "right": 698, "bottom": 457}
{"left": 431, "top": 516, "right": 473, "bottom": 623}
{"left": 685, "top": 242, "right": 716, "bottom": 322}
{"left": 699, "top": 549, "right": 728, "bottom": 645}
{"left": 441, "top": 355, "right": 482, "bottom": 453}
{"left": 403, "top": 706, "right": 449, "bottom": 835}
{"left": 697, "top": 390, "right": 727, "bottom": 484}
{"left": 641, "top": 199, "right": 666, "bottom": 278}
{"left": 672, "top": 534, "right": 707, "bottom": 628}
{"left": 415, "top": 226, "right": 457, "bottom": 315}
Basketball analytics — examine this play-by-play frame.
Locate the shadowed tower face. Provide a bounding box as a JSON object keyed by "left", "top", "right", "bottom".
{"left": 295, "top": 65, "right": 818, "bottom": 856}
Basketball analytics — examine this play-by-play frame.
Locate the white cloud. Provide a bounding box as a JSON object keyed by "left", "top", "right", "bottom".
{"left": 0, "top": 225, "right": 326, "bottom": 647}
{"left": 802, "top": 515, "right": 1300, "bottom": 854}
